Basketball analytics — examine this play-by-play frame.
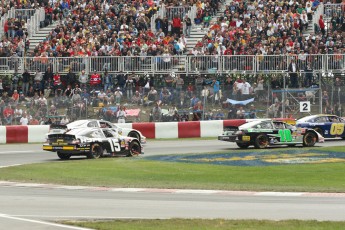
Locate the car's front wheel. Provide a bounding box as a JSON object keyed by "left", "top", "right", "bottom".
{"left": 87, "top": 143, "right": 103, "bottom": 159}
{"left": 236, "top": 142, "right": 250, "bottom": 149}
{"left": 303, "top": 131, "right": 317, "bottom": 147}
{"left": 254, "top": 134, "right": 269, "bottom": 149}
{"left": 127, "top": 140, "right": 141, "bottom": 157}
{"left": 57, "top": 152, "right": 71, "bottom": 160}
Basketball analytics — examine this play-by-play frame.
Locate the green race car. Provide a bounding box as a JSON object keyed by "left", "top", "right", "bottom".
{"left": 218, "top": 119, "right": 325, "bottom": 149}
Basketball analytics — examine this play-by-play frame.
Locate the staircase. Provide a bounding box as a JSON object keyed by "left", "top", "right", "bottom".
{"left": 28, "top": 20, "right": 61, "bottom": 51}
{"left": 185, "top": 0, "right": 231, "bottom": 51}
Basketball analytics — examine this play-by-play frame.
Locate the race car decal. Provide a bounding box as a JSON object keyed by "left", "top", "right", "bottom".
{"left": 330, "top": 123, "right": 345, "bottom": 135}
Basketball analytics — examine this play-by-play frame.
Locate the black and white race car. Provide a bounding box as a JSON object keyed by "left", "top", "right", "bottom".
{"left": 43, "top": 128, "right": 143, "bottom": 160}
{"left": 218, "top": 119, "right": 324, "bottom": 149}
{"left": 48, "top": 119, "right": 146, "bottom": 144}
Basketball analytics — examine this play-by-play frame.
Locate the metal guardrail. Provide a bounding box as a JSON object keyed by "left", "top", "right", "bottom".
{"left": 0, "top": 54, "right": 343, "bottom": 74}
{"left": 324, "top": 3, "right": 344, "bottom": 19}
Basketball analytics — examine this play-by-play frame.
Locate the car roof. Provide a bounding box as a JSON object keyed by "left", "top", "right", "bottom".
{"left": 239, "top": 120, "right": 272, "bottom": 129}
{"left": 297, "top": 114, "right": 336, "bottom": 122}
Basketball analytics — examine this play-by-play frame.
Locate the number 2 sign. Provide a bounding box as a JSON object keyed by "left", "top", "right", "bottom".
{"left": 300, "top": 101, "right": 311, "bottom": 112}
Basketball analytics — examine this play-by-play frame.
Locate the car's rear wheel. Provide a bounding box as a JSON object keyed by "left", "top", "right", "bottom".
{"left": 88, "top": 143, "right": 103, "bottom": 159}
{"left": 254, "top": 134, "right": 269, "bottom": 149}
{"left": 303, "top": 131, "right": 317, "bottom": 147}
{"left": 57, "top": 152, "right": 71, "bottom": 160}
{"left": 236, "top": 142, "right": 250, "bottom": 149}
{"left": 128, "top": 131, "right": 141, "bottom": 142}
{"left": 314, "top": 127, "right": 323, "bottom": 137}
{"left": 127, "top": 140, "right": 141, "bottom": 157}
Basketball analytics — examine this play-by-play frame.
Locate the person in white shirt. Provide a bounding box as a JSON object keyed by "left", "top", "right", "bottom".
{"left": 117, "top": 106, "right": 127, "bottom": 123}
{"left": 240, "top": 79, "right": 252, "bottom": 100}
{"left": 20, "top": 113, "right": 29, "bottom": 125}
{"left": 60, "top": 116, "right": 69, "bottom": 125}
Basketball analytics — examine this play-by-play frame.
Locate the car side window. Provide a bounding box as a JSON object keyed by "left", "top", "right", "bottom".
{"left": 314, "top": 117, "right": 328, "bottom": 123}
{"left": 329, "top": 116, "right": 339, "bottom": 122}
{"left": 273, "top": 122, "right": 284, "bottom": 129}
{"left": 261, "top": 122, "right": 273, "bottom": 129}
{"left": 88, "top": 121, "right": 98, "bottom": 127}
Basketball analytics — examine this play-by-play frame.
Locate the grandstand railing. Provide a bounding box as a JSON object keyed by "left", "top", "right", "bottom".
{"left": 13, "top": 9, "right": 37, "bottom": 21}
{"left": 165, "top": 5, "right": 192, "bottom": 21}
{"left": 323, "top": 3, "right": 344, "bottom": 20}
{"left": 0, "top": 54, "right": 343, "bottom": 75}
{"left": 27, "top": 7, "right": 45, "bottom": 38}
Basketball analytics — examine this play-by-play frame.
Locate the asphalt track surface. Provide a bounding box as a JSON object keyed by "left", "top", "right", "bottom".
{"left": 1, "top": 139, "right": 345, "bottom": 229}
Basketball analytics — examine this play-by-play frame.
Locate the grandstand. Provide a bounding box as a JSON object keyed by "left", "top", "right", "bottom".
{"left": 0, "top": 0, "right": 344, "bottom": 125}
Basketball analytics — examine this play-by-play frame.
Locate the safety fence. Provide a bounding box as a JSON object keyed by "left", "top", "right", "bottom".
{"left": 0, "top": 54, "right": 343, "bottom": 75}
{"left": 323, "top": 3, "right": 345, "bottom": 19}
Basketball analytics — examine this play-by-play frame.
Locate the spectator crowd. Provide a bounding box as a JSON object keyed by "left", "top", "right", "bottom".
{"left": 0, "top": 0, "right": 344, "bottom": 126}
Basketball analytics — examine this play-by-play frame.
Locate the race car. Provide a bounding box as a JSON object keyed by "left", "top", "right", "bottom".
{"left": 48, "top": 119, "right": 146, "bottom": 144}
{"left": 218, "top": 119, "right": 324, "bottom": 149}
{"left": 43, "top": 128, "right": 143, "bottom": 160}
{"left": 296, "top": 114, "right": 345, "bottom": 139}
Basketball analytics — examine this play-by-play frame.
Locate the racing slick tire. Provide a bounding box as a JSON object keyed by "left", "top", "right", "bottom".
{"left": 236, "top": 142, "right": 250, "bottom": 149}
{"left": 127, "top": 140, "right": 141, "bottom": 157}
{"left": 303, "top": 131, "right": 317, "bottom": 147}
{"left": 57, "top": 152, "right": 71, "bottom": 160}
{"left": 254, "top": 134, "right": 269, "bottom": 149}
{"left": 128, "top": 131, "right": 141, "bottom": 142}
{"left": 87, "top": 143, "right": 103, "bottom": 159}
{"left": 314, "top": 127, "right": 323, "bottom": 137}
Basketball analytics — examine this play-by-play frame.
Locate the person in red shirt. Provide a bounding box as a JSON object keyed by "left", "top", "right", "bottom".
{"left": 53, "top": 72, "right": 62, "bottom": 96}
{"left": 3, "top": 106, "right": 14, "bottom": 125}
{"left": 172, "top": 15, "right": 182, "bottom": 37}
{"left": 12, "top": 90, "right": 19, "bottom": 103}
{"left": 89, "top": 70, "right": 101, "bottom": 90}
{"left": 319, "top": 15, "right": 325, "bottom": 35}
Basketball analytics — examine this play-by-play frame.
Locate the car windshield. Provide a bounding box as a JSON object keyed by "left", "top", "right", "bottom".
{"left": 67, "top": 120, "right": 89, "bottom": 127}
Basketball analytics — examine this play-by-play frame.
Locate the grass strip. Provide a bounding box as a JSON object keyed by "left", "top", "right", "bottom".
{"left": 61, "top": 219, "right": 345, "bottom": 230}
{"left": 0, "top": 146, "right": 345, "bottom": 192}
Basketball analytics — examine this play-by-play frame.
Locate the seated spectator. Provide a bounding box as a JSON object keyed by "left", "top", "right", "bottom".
{"left": 147, "top": 87, "right": 158, "bottom": 102}
{"left": 151, "top": 102, "right": 162, "bottom": 122}
{"left": 160, "top": 87, "right": 172, "bottom": 105}
{"left": 131, "top": 91, "right": 143, "bottom": 105}
{"left": 114, "top": 87, "right": 123, "bottom": 105}
{"left": 236, "top": 106, "right": 246, "bottom": 119}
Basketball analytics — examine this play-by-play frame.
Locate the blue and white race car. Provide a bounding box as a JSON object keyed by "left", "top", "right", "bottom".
{"left": 296, "top": 114, "right": 345, "bottom": 139}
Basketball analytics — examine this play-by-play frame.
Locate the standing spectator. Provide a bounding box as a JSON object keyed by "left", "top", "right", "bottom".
{"left": 151, "top": 102, "right": 162, "bottom": 122}
{"left": 103, "top": 70, "right": 112, "bottom": 92}
{"left": 125, "top": 74, "right": 135, "bottom": 99}
{"left": 268, "top": 102, "right": 281, "bottom": 118}
{"left": 78, "top": 70, "right": 88, "bottom": 89}
{"left": 22, "top": 69, "right": 31, "bottom": 96}
{"left": 319, "top": 15, "right": 325, "bottom": 36}
{"left": 114, "top": 87, "right": 123, "bottom": 105}
{"left": 322, "top": 91, "right": 329, "bottom": 108}
{"left": 12, "top": 90, "right": 19, "bottom": 104}
{"left": 89, "top": 70, "right": 101, "bottom": 91}
{"left": 117, "top": 106, "right": 126, "bottom": 123}
{"left": 172, "top": 14, "right": 182, "bottom": 37}
{"left": 65, "top": 69, "right": 77, "bottom": 88}
{"left": 240, "top": 79, "right": 252, "bottom": 100}
{"left": 53, "top": 72, "right": 63, "bottom": 96}
{"left": 3, "top": 105, "right": 13, "bottom": 125}
{"left": 304, "top": 62, "right": 313, "bottom": 87}
{"left": 0, "top": 79, "right": 3, "bottom": 96}
{"left": 14, "top": 104, "right": 22, "bottom": 124}
{"left": 212, "top": 78, "right": 220, "bottom": 105}
{"left": 11, "top": 73, "right": 19, "bottom": 92}
{"left": 288, "top": 59, "right": 299, "bottom": 88}
{"left": 184, "top": 15, "right": 192, "bottom": 37}
{"left": 175, "top": 75, "right": 184, "bottom": 98}
{"left": 43, "top": 67, "right": 54, "bottom": 90}
{"left": 34, "top": 69, "right": 43, "bottom": 94}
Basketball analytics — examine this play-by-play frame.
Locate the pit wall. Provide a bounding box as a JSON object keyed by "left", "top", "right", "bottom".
{"left": 0, "top": 119, "right": 295, "bottom": 144}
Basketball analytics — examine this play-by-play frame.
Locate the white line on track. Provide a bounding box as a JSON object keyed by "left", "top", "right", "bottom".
{"left": 0, "top": 164, "right": 23, "bottom": 169}
{"left": 0, "top": 213, "right": 92, "bottom": 230}
{"left": 0, "top": 150, "right": 35, "bottom": 154}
